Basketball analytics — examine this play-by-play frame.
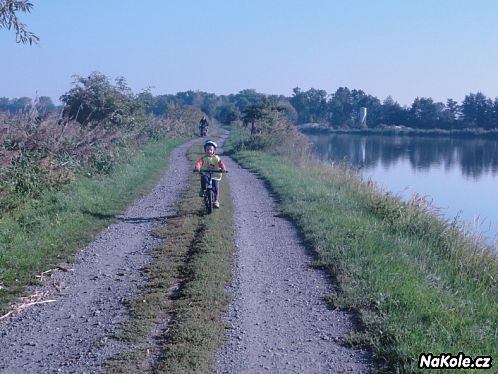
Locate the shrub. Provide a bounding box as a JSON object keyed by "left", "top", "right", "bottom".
{"left": 60, "top": 72, "right": 141, "bottom": 129}
{"left": 232, "top": 98, "right": 312, "bottom": 163}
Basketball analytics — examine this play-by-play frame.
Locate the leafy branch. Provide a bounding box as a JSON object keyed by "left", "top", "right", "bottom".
{"left": 0, "top": 0, "right": 39, "bottom": 44}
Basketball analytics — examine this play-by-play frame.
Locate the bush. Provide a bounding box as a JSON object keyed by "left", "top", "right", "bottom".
{"left": 60, "top": 72, "right": 141, "bottom": 129}
{"left": 232, "top": 99, "right": 312, "bottom": 163}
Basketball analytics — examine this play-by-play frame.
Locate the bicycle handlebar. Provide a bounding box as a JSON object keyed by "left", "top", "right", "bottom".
{"left": 193, "top": 169, "right": 228, "bottom": 173}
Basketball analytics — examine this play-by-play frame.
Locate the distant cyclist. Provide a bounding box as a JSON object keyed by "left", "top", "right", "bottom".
{"left": 199, "top": 116, "right": 209, "bottom": 137}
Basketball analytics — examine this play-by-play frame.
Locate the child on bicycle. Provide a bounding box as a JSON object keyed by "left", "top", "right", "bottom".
{"left": 194, "top": 140, "right": 227, "bottom": 208}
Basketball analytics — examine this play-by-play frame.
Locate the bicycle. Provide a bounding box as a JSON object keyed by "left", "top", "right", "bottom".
{"left": 194, "top": 169, "right": 227, "bottom": 213}
{"left": 199, "top": 126, "right": 208, "bottom": 137}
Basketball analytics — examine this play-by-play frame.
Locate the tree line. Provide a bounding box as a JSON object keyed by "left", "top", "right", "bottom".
{"left": 0, "top": 96, "right": 57, "bottom": 114}
{"left": 3, "top": 84, "right": 498, "bottom": 131}
{"left": 137, "top": 87, "right": 498, "bottom": 131}
{"left": 289, "top": 87, "right": 498, "bottom": 130}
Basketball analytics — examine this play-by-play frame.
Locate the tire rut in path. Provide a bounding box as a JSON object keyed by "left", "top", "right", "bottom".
{"left": 216, "top": 151, "right": 372, "bottom": 373}
{"left": 0, "top": 138, "right": 200, "bottom": 374}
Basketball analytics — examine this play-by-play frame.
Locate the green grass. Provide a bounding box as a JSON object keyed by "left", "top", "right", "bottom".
{"left": 156, "top": 191, "right": 234, "bottom": 374}
{"left": 228, "top": 149, "right": 498, "bottom": 373}
{"left": 0, "top": 138, "right": 185, "bottom": 313}
{"left": 104, "top": 136, "right": 234, "bottom": 374}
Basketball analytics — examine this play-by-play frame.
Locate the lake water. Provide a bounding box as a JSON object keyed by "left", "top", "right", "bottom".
{"left": 307, "top": 133, "right": 498, "bottom": 247}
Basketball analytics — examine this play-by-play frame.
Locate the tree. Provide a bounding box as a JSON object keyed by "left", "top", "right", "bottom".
{"left": 461, "top": 92, "right": 493, "bottom": 128}
{"left": 146, "top": 94, "right": 176, "bottom": 115}
{"left": 439, "top": 98, "right": 461, "bottom": 129}
{"left": 217, "top": 103, "right": 240, "bottom": 126}
{"left": 289, "top": 87, "right": 328, "bottom": 124}
{"left": 305, "top": 88, "right": 328, "bottom": 123}
{"left": 328, "top": 87, "right": 354, "bottom": 127}
{"left": 0, "top": 96, "right": 32, "bottom": 112}
{"left": 408, "top": 97, "right": 445, "bottom": 129}
{"left": 289, "top": 87, "right": 307, "bottom": 123}
{"left": 60, "top": 72, "right": 140, "bottom": 128}
{"left": 242, "top": 97, "right": 285, "bottom": 135}
{"left": 272, "top": 97, "right": 298, "bottom": 124}
{"left": 11, "top": 96, "right": 32, "bottom": 112}
{"left": 381, "top": 96, "right": 406, "bottom": 126}
{"left": 242, "top": 105, "right": 265, "bottom": 135}
{"left": 0, "top": 0, "right": 39, "bottom": 44}
{"left": 232, "top": 89, "right": 264, "bottom": 112}
{"left": 36, "top": 96, "right": 56, "bottom": 113}
{"left": 0, "top": 97, "right": 9, "bottom": 111}
{"left": 200, "top": 92, "right": 221, "bottom": 118}
{"left": 491, "top": 98, "right": 498, "bottom": 129}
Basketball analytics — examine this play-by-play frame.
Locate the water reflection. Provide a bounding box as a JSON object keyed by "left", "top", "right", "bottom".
{"left": 308, "top": 133, "right": 498, "bottom": 247}
{"left": 309, "top": 134, "right": 498, "bottom": 180}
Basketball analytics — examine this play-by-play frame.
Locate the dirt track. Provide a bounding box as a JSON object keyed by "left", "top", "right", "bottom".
{"left": 0, "top": 134, "right": 372, "bottom": 373}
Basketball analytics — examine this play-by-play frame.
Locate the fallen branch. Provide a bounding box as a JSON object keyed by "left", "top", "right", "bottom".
{"left": 0, "top": 291, "right": 57, "bottom": 322}
{"left": 57, "top": 266, "right": 74, "bottom": 272}
{"left": 0, "top": 311, "right": 14, "bottom": 321}
{"left": 35, "top": 268, "right": 57, "bottom": 280}
{"left": 34, "top": 266, "right": 74, "bottom": 281}
{"left": 19, "top": 300, "right": 57, "bottom": 310}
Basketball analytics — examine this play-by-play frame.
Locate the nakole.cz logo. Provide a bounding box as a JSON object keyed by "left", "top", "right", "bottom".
{"left": 419, "top": 352, "right": 493, "bottom": 369}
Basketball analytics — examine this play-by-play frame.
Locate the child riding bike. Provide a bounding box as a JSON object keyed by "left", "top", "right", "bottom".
{"left": 194, "top": 140, "right": 227, "bottom": 208}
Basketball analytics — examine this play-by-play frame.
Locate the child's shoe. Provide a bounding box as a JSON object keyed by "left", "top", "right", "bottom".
{"left": 214, "top": 201, "right": 220, "bottom": 208}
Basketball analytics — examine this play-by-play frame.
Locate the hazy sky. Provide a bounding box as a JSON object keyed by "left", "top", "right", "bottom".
{"left": 1, "top": 0, "right": 498, "bottom": 106}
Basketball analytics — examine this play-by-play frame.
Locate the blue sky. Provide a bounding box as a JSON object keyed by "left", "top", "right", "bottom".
{"left": 1, "top": 0, "right": 498, "bottom": 105}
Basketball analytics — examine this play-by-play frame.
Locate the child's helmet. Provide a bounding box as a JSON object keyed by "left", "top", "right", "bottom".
{"left": 204, "top": 140, "right": 217, "bottom": 149}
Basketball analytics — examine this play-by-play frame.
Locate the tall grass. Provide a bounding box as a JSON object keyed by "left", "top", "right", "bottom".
{"left": 0, "top": 107, "right": 200, "bottom": 215}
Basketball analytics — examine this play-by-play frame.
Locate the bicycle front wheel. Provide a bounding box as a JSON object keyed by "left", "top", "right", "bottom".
{"left": 207, "top": 189, "right": 214, "bottom": 214}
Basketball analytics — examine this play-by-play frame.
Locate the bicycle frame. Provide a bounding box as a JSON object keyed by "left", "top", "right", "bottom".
{"left": 197, "top": 169, "right": 225, "bottom": 214}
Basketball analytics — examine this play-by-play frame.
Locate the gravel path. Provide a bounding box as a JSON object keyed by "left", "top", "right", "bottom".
{"left": 1, "top": 133, "right": 373, "bottom": 374}
{"left": 0, "top": 138, "right": 200, "bottom": 374}
{"left": 216, "top": 136, "right": 373, "bottom": 373}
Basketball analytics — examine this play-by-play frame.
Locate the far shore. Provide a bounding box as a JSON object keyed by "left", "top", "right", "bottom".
{"left": 297, "top": 123, "right": 498, "bottom": 138}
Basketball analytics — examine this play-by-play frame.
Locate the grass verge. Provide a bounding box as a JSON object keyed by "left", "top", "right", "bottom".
{"left": 227, "top": 147, "right": 497, "bottom": 373}
{"left": 0, "top": 138, "right": 184, "bottom": 313}
{"left": 104, "top": 138, "right": 234, "bottom": 373}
